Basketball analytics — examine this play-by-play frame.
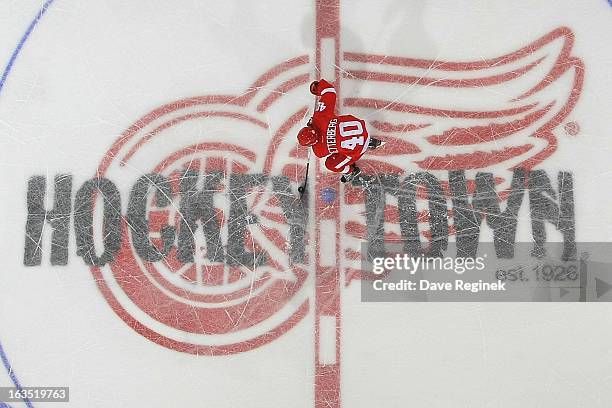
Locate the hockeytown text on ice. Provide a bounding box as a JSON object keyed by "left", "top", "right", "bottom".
{"left": 22, "top": 168, "right": 576, "bottom": 267}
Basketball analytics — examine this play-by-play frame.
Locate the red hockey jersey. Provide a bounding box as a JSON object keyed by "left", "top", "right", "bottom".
{"left": 309, "top": 80, "right": 370, "bottom": 174}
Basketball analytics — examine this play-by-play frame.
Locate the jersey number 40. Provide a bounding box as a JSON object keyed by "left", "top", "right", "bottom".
{"left": 339, "top": 120, "right": 365, "bottom": 150}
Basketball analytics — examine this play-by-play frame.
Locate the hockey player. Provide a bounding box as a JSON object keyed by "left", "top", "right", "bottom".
{"left": 297, "top": 79, "right": 382, "bottom": 183}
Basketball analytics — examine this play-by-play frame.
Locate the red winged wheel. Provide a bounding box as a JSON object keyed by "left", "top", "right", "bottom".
{"left": 340, "top": 27, "right": 584, "bottom": 280}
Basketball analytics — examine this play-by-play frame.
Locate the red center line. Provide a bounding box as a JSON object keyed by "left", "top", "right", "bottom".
{"left": 314, "top": 1, "right": 342, "bottom": 407}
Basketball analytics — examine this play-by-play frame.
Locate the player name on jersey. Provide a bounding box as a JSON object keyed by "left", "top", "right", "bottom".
{"left": 22, "top": 168, "right": 576, "bottom": 267}
{"left": 326, "top": 118, "right": 338, "bottom": 153}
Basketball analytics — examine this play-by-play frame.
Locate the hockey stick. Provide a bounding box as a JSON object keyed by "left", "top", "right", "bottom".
{"left": 297, "top": 149, "right": 311, "bottom": 197}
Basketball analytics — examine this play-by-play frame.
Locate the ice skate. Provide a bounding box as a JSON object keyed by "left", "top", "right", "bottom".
{"left": 340, "top": 165, "right": 361, "bottom": 183}
{"left": 368, "top": 138, "right": 384, "bottom": 149}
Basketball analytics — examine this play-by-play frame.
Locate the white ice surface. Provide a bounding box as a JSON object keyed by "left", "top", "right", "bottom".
{"left": 0, "top": 1, "right": 611, "bottom": 407}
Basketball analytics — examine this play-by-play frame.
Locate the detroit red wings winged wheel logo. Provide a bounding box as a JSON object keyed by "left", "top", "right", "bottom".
{"left": 92, "top": 27, "right": 582, "bottom": 353}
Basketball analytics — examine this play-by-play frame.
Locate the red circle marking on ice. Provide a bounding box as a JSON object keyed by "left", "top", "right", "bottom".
{"left": 91, "top": 94, "right": 309, "bottom": 355}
